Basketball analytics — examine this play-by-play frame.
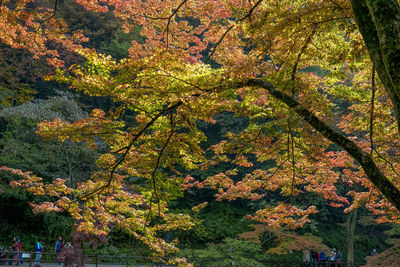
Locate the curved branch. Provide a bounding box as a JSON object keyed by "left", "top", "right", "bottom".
{"left": 245, "top": 78, "right": 400, "bottom": 211}
{"left": 79, "top": 101, "right": 183, "bottom": 201}
{"left": 43, "top": 0, "right": 59, "bottom": 23}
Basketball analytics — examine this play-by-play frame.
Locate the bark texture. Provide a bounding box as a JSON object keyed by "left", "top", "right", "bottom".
{"left": 346, "top": 208, "right": 357, "bottom": 267}
{"left": 350, "top": 0, "right": 400, "bottom": 132}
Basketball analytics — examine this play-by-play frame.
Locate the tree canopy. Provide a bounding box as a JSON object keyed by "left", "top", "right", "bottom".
{"left": 2, "top": 0, "right": 400, "bottom": 259}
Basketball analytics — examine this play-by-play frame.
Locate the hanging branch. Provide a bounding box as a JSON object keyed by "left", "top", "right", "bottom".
{"left": 290, "top": 130, "right": 296, "bottom": 198}
{"left": 368, "top": 64, "right": 400, "bottom": 178}
{"left": 287, "top": 28, "right": 316, "bottom": 198}
{"left": 43, "top": 0, "right": 59, "bottom": 23}
{"left": 373, "top": 150, "right": 400, "bottom": 178}
{"left": 369, "top": 63, "right": 376, "bottom": 156}
{"left": 150, "top": 111, "right": 176, "bottom": 217}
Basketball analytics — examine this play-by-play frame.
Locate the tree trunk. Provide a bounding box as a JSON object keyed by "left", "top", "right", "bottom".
{"left": 350, "top": 0, "right": 400, "bottom": 132}
{"left": 346, "top": 208, "right": 357, "bottom": 267}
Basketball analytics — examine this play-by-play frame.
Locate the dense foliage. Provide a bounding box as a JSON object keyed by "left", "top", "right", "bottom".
{"left": 1, "top": 0, "right": 400, "bottom": 265}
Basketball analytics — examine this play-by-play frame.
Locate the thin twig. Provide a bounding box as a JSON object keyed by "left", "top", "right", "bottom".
{"left": 157, "top": 71, "right": 204, "bottom": 91}
{"left": 78, "top": 101, "right": 183, "bottom": 201}
{"left": 290, "top": 130, "right": 296, "bottom": 197}
{"left": 373, "top": 148, "right": 400, "bottom": 178}
{"left": 205, "top": 0, "right": 263, "bottom": 63}
{"left": 367, "top": 64, "right": 399, "bottom": 177}
{"left": 290, "top": 26, "right": 317, "bottom": 81}
{"left": 369, "top": 63, "right": 376, "bottom": 156}
{"left": 151, "top": 112, "right": 175, "bottom": 217}
{"left": 165, "top": 0, "right": 189, "bottom": 48}
{"left": 264, "top": 159, "right": 288, "bottom": 182}
{"left": 43, "top": 0, "right": 59, "bottom": 23}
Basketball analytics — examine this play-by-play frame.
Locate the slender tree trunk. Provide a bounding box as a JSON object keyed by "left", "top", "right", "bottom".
{"left": 346, "top": 208, "right": 357, "bottom": 267}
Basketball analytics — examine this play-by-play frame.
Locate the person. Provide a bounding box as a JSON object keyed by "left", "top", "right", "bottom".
{"left": 11, "top": 237, "right": 19, "bottom": 265}
{"left": 34, "top": 240, "right": 43, "bottom": 266}
{"left": 330, "top": 248, "right": 336, "bottom": 267}
{"left": 228, "top": 247, "right": 235, "bottom": 266}
{"left": 0, "top": 246, "right": 6, "bottom": 265}
{"left": 311, "top": 250, "right": 318, "bottom": 267}
{"left": 303, "top": 250, "right": 310, "bottom": 267}
{"left": 319, "top": 250, "right": 327, "bottom": 267}
{"left": 55, "top": 237, "right": 64, "bottom": 253}
{"left": 0, "top": 245, "right": 7, "bottom": 265}
{"left": 336, "top": 249, "right": 343, "bottom": 267}
{"left": 371, "top": 248, "right": 378, "bottom": 256}
{"left": 17, "top": 237, "right": 22, "bottom": 265}
{"left": 55, "top": 237, "right": 64, "bottom": 262}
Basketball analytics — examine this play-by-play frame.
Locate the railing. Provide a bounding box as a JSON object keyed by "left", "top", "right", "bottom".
{"left": 178, "top": 258, "right": 368, "bottom": 267}
{"left": 0, "top": 251, "right": 172, "bottom": 266}
{"left": 0, "top": 251, "right": 368, "bottom": 267}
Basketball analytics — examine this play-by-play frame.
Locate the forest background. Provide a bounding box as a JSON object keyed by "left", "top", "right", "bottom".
{"left": 1, "top": 0, "right": 400, "bottom": 266}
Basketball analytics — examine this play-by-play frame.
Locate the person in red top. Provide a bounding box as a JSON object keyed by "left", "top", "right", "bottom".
{"left": 336, "top": 249, "right": 343, "bottom": 267}
{"left": 17, "top": 237, "right": 22, "bottom": 265}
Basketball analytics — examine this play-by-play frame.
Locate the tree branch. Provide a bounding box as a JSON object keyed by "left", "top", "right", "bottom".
{"left": 369, "top": 63, "right": 376, "bottom": 156}
{"left": 205, "top": 0, "right": 263, "bottom": 63}
{"left": 245, "top": 78, "right": 400, "bottom": 211}
{"left": 43, "top": 0, "right": 59, "bottom": 23}
{"left": 151, "top": 112, "right": 175, "bottom": 217}
{"left": 78, "top": 101, "right": 183, "bottom": 201}
{"left": 290, "top": 26, "right": 317, "bottom": 81}
{"left": 165, "top": 0, "right": 189, "bottom": 48}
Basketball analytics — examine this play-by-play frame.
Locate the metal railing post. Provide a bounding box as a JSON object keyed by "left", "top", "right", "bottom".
{"left": 29, "top": 251, "right": 32, "bottom": 267}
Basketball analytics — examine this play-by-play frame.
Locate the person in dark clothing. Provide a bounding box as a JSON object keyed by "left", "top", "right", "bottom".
{"left": 55, "top": 237, "right": 64, "bottom": 264}
{"left": 371, "top": 249, "right": 378, "bottom": 256}
{"left": 311, "top": 250, "right": 318, "bottom": 267}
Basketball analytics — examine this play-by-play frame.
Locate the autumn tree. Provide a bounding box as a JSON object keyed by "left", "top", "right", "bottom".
{"left": 2, "top": 0, "right": 400, "bottom": 257}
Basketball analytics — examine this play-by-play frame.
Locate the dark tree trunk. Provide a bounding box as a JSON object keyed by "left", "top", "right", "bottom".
{"left": 350, "top": 0, "right": 400, "bottom": 132}
{"left": 346, "top": 208, "right": 357, "bottom": 267}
